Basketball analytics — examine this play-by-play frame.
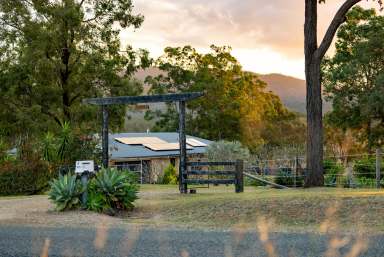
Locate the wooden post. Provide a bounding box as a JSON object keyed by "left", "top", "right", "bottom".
{"left": 178, "top": 101, "right": 187, "bottom": 193}
{"left": 102, "top": 105, "right": 109, "bottom": 168}
{"left": 294, "top": 156, "right": 299, "bottom": 187}
{"left": 376, "top": 148, "right": 382, "bottom": 189}
{"left": 235, "top": 160, "right": 244, "bottom": 193}
{"left": 80, "top": 171, "right": 89, "bottom": 208}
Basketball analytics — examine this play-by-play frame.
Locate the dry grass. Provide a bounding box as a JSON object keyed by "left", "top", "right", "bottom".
{"left": 129, "top": 185, "right": 384, "bottom": 233}
{"left": 1, "top": 185, "right": 384, "bottom": 234}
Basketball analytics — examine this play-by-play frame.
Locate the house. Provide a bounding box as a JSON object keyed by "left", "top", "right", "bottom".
{"left": 109, "top": 132, "right": 212, "bottom": 183}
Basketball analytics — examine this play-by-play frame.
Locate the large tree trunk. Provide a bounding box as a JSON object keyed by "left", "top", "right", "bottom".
{"left": 305, "top": 60, "right": 324, "bottom": 186}
{"left": 304, "top": 0, "right": 323, "bottom": 187}
{"left": 303, "top": 0, "right": 365, "bottom": 186}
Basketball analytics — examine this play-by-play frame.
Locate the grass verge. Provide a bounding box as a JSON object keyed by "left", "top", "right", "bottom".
{"left": 130, "top": 185, "right": 384, "bottom": 233}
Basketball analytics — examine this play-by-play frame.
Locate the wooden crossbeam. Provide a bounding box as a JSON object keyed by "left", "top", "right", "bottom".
{"left": 83, "top": 92, "right": 204, "bottom": 106}
{"left": 187, "top": 161, "right": 236, "bottom": 166}
{"left": 184, "top": 179, "right": 235, "bottom": 185}
{"left": 187, "top": 170, "right": 235, "bottom": 175}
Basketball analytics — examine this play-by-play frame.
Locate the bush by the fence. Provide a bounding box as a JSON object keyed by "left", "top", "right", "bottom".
{"left": 0, "top": 158, "right": 53, "bottom": 195}
{"left": 161, "top": 164, "right": 178, "bottom": 184}
{"left": 324, "top": 174, "right": 349, "bottom": 187}
{"left": 323, "top": 159, "right": 344, "bottom": 175}
{"left": 323, "top": 159, "right": 345, "bottom": 186}
{"left": 356, "top": 177, "right": 376, "bottom": 187}
{"left": 274, "top": 168, "right": 304, "bottom": 186}
{"left": 353, "top": 158, "right": 378, "bottom": 178}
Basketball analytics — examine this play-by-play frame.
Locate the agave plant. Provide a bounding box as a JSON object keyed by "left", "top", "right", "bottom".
{"left": 87, "top": 190, "right": 108, "bottom": 212}
{"left": 49, "top": 174, "right": 83, "bottom": 211}
{"left": 93, "top": 168, "right": 139, "bottom": 211}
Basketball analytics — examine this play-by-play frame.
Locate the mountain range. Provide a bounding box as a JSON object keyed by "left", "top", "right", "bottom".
{"left": 133, "top": 67, "right": 331, "bottom": 115}
{"left": 257, "top": 73, "right": 307, "bottom": 114}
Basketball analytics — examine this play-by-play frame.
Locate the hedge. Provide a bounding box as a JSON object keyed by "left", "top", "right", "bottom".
{"left": 0, "top": 159, "right": 54, "bottom": 195}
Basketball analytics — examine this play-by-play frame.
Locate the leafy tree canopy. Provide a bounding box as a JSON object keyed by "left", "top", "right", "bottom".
{"left": 323, "top": 6, "right": 384, "bottom": 149}
{"left": 0, "top": 0, "right": 151, "bottom": 141}
{"left": 206, "top": 140, "right": 250, "bottom": 162}
{"left": 145, "top": 45, "right": 305, "bottom": 151}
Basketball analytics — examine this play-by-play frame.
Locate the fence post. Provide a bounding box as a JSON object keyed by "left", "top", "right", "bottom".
{"left": 294, "top": 156, "right": 299, "bottom": 187}
{"left": 178, "top": 100, "right": 187, "bottom": 193}
{"left": 376, "top": 148, "right": 382, "bottom": 189}
{"left": 101, "top": 105, "right": 109, "bottom": 168}
{"left": 80, "top": 171, "right": 89, "bottom": 208}
{"left": 235, "top": 160, "right": 244, "bottom": 193}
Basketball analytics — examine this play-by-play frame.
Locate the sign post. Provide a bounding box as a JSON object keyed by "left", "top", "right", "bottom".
{"left": 75, "top": 161, "right": 95, "bottom": 208}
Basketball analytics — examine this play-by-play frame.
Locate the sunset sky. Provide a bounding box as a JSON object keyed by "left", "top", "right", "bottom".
{"left": 121, "top": 1, "right": 380, "bottom": 79}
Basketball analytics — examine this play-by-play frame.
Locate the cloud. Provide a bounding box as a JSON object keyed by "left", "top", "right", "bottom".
{"left": 121, "top": 0, "right": 381, "bottom": 78}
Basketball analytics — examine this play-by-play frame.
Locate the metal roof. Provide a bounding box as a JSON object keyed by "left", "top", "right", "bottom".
{"left": 109, "top": 132, "right": 212, "bottom": 160}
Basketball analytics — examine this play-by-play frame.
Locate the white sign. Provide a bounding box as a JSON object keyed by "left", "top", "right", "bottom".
{"left": 75, "top": 160, "right": 95, "bottom": 173}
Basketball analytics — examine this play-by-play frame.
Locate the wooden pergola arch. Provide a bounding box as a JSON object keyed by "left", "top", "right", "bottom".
{"left": 83, "top": 92, "right": 204, "bottom": 193}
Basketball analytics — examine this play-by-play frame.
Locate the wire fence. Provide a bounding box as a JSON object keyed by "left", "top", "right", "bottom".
{"left": 245, "top": 150, "right": 383, "bottom": 188}
{"left": 56, "top": 149, "right": 383, "bottom": 188}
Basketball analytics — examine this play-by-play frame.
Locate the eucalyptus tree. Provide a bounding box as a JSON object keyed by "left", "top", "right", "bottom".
{"left": 146, "top": 45, "right": 303, "bottom": 151}
{"left": 304, "top": 0, "right": 382, "bottom": 186}
{"left": 0, "top": 0, "right": 150, "bottom": 138}
{"left": 323, "top": 7, "right": 384, "bottom": 151}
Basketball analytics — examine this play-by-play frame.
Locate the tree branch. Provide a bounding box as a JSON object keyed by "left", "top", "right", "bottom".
{"left": 82, "top": 13, "right": 102, "bottom": 23}
{"left": 41, "top": 108, "right": 63, "bottom": 127}
{"left": 0, "top": 18, "right": 23, "bottom": 33}
{"left": 315, "top": 0, "right": 362, "bottom": 60}
{"left": 69, "top": 92, "right": 81, "bottom": 105}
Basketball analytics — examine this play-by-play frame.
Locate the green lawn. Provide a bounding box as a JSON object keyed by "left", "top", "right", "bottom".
{"left": 130, "top": 185, "right": 384, "bottom": 233}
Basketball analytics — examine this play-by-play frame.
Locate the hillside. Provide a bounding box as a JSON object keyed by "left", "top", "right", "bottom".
{"left": 134, "top": 68, "right": 313, "bottom": 114}
{"left": 259, "top": 73, "right": 331, "bottom": 114}
{"left": 128, "top": 68, "right": 332, "bottom": 131}
{"left": 258, "top": 73, "right": 307, "bottom": 113}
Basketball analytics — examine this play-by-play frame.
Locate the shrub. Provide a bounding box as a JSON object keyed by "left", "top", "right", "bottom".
{"left": 206, "top": 140, "right": 250, "bottom": 161}
{"left": 161, "top": 164, "right": 178, "bottom": 184}
{"left": 324, "top": 173, "right": 350, "bottom": 188}
{"left": 274, "top": 168, "right": 303, "bottom": 186}
{"left": 91, "top": 168, "right": 139, "bottom": 211}
{"left": 323, "top": 159, "right": 344, "bottom": 176}
{"left": 0, "top": 158, "right": 54, "bottom": 195}
{"left": 41, "top": 123, "right": 100, "bottom": 167}
{"left": 356, "top": 177, "right": 377, "bottom": 188}
{"left": 48, "top": 174, "right": 83, "bottom": 211}
{"left": 353, "top": 158, "right": 377, "bottom": 178}
{"left": 323, "top": 159, "right": 344, "bottom": 186}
